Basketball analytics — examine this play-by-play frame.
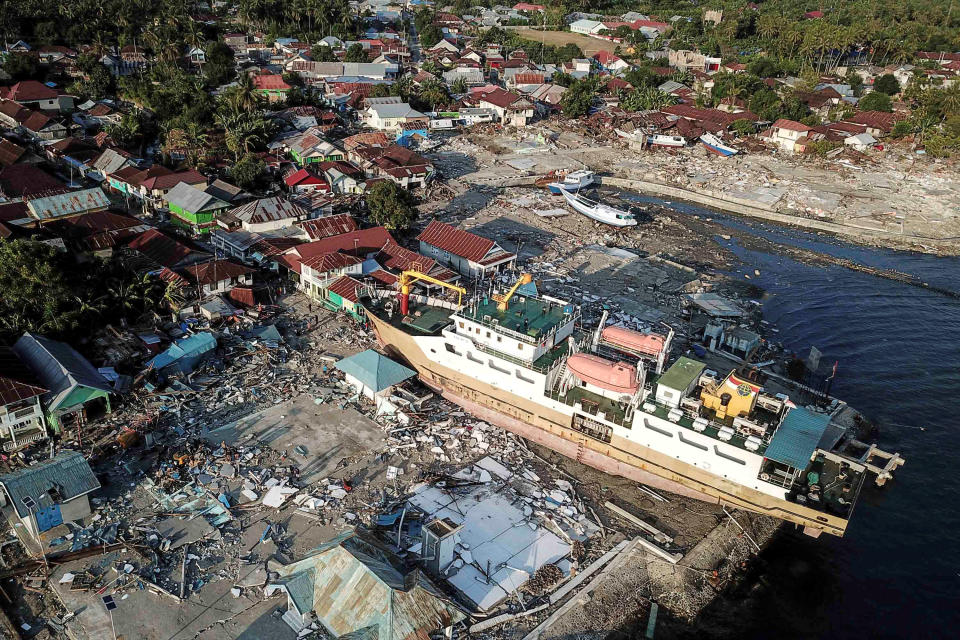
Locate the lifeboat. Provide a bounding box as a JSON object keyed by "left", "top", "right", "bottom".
{"left": 601, "top": 326, "right": 665, "bottom": 357}
{"left": 566, "top": 353, "right": 638, "bottom": 395}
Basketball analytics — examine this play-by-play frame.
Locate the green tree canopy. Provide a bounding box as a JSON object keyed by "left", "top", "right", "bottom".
{"left": 858, "top": 91, "right": 894, "bottom": 112}
{"left": 230, "top": 153, "right": 268, "bottom": 189}
{"left": 560, "top": 79, "right": 597, "bottom": 118}
{"left": 344, "top": 43, "right": 368, "bottom": 63}
{"left": 367, "top": 181, "right": 417, "bottom": 231}
{"left": 420, "top": 24, "right": 443, "bottom": 49}
{"left": 2, "top": 53, "right": 41, "bottom": 81}
{"left": 873, "top": 74, "right": 901, "bottom": 95}
{"left": 310, "top": 45, "right": 338, "bottom": 62}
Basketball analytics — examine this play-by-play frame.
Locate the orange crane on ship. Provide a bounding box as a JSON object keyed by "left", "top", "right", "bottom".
{"left": 492, "top": 273, "right": 532, "bottom": 311}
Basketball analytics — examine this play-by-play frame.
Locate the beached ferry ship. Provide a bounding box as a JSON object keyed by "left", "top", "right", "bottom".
{"left": 360, "top": 274, "right": 902, "bottom": 537}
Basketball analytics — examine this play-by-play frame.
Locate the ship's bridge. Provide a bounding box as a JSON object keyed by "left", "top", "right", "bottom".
{"left": 453, "top": 293, "right": 578, "bottom": 366}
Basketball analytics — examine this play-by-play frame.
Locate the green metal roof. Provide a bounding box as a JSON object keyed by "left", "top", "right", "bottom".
{"left": 657, "top": 357, "right": 706, "bottom": 392}
{"left": 335, "top": 350, "right": 415, "bottom": 393}
{"left": 765, "top": 407, "right": 832, "bottom": 470}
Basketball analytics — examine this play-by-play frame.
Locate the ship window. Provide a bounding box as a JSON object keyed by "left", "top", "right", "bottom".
{"left": 517, "top": 343, "right": 523, "bottom": 350}
{"left": 458, "top": 322, "right": 464, "bottom": 328}
{"left": 714, "top": 446, "right": 746, "bottom": 465}
{"left": 444, "top": 343, "right": 459, "bottom": 355}
{"left": 497, "top": 336, "right": 502, "bottom": 342}
{"left": 486, "top": 331, "right": 491, "bottom": 338}
{"left": 678, "top": 432, "right": 708, "bottom": 451}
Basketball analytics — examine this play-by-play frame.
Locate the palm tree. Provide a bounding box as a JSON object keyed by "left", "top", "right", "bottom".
{"left": 942, "top": 83, "right": 960, "bottom": 118}
{"left": 232, "top": 72, "right": 261, "bottom": 113}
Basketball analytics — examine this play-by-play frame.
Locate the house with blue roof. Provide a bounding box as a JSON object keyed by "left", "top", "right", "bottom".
{"left": 0, "top": 450, "right": 100, "bottom": 548}
{"left": 146, "top": 332, "right": 217, "bottom": 380}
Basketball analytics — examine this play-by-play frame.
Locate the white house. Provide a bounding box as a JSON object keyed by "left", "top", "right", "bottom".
{"left": 365, "top": 100, "right": 428, "bottom": 132}
{"left": 299, "top": 252, "right": 364, "bottom": 301}
{"left": 843, "top": 132, "right": 877, "bottom": 151}
{"left": 766, "top": 118, "right": 812, "bottom": 153}
{"left": 570, "top": 19, "right": 604, "bottom": 34}
{"left": 225, "top": 196, "right": 311, "bottom": 233}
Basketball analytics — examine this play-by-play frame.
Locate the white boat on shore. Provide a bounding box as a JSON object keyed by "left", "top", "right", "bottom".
{"left": 559, "top": 189, "right": 637, "bottom": 227}
{"left": 648, "top": 134, "right": 686, "bottom": 148}
{"left": 543, "top": 169, "right": 595, "bottom": 193}
{"left": 700, "top": 133, "right": 739, "bottom": 156}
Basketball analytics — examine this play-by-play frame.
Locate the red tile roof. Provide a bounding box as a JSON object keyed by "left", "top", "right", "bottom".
{"left": 376, "top": 241, "right": 436, "bottom": 273}
{"left": 0, "top": 80, "right": 58, "bottom": 102}
{"left": 285, "top": 168, "right": 328, "bottom": 188}
{"left": 771, "top": 118, "right": 812, "bottom": 132}
{"left": 513, "top": 72, "right": 545, "bottom": 85}
{"left": 127, "top": 229, "right": 197, "bottom": 269}
{"left": 183, "top": 259, "right": 254, "bottom": 285}
{"left": 846, "top": 110, "right": 901, "bottom": 132}
{"left": 297, "top": 214, "right": 359, "bottom": 240}
{"left": 141, "top": 170, "right": 206, "bottom": 192}
{"left": 253, "top": 74, "right": 292, "bottom": 91}
{"left": 0, "top": 138, "right": 25, "bottom": 167}
{"left": 157, "top": 267, "right": 188, "bottom": 287}
{"left": 0, "top": 346, "right": 47, "bottom": 406}
{"left": 417, "top": 220, "right": 495, "bottom": 263}
{"left": 301, "top": 251, "right": 363, "bottom": 273}
{"left": 478, "top": 88, "right": 522, "bottom": 109}
{"left": 327, "top": 276, "right": 363, "bottom": 303}
{"left": 0, "top": 164, "right": 67, "bottom": 198}
{"left": 368, "top": 269, "right": 398, "bottom": 285}
{"left": 292, "top": 226, "right": 395, "bottom": 261}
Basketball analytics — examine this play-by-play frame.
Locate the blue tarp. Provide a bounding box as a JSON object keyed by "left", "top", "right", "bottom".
{"left": 765, "top": 407, "right": 832, "bottom": 470}
{"left": 146, "top": 332, "right": 217, "bottom": 377}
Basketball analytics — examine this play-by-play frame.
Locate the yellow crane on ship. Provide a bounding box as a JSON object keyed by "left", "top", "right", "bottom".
{"left": 492, "top": 273, "right": 533, "bottom": 311}
{"left": 398, "top": 269, "right": 466, "bottom": 316}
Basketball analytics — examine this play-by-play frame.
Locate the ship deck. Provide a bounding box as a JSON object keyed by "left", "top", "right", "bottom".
{"left": 365, "top": 297, "right": 455, "bottom": 335}
{"left": 460, "top": 296, "right": 569, "bottom": 341}
{"left": 548, "top": 386, "right": 630, "bottom": 425}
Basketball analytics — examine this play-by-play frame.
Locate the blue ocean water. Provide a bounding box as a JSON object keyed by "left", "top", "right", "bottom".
{"left": 622, "top": 194, "right": 960, "bottom": 638}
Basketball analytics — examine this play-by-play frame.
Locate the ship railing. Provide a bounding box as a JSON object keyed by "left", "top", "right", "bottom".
{"left": 472, "top": 342, "right": 562, "bottom": 375}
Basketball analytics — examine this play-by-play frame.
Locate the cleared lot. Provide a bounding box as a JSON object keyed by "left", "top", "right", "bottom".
{"left": 514, "top": 28, "right": 619, "bottom": 55}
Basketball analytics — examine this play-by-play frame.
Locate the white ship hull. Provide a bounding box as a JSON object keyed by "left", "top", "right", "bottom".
{"left": 559, "top": 189, "right": 637, "bottom": 227}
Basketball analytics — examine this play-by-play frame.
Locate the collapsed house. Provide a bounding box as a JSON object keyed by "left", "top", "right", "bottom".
{"left": 267, "top": 530, "right": 465, "bottom": 636}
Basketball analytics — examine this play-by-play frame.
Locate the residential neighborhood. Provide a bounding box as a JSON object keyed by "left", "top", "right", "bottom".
{"left": 0, "top": 1, "right": 955, "bottom": 639}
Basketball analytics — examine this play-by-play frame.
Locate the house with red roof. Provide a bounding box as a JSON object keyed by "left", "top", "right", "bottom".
{"left": 182, "top": 260, "right": 255, "bottom": 296}
{"left": 843, "top": 111, "right": 903, "bottom": 138}
{"left": 0, "top": 80, "right": 72, "bottom": 111}
{"left": 0, "top": 345, "right": 49, "bottom": 451}
{"left": 284, "top": 168, "right": 330, "bottom": 194}
{"left": 125, "top": 228, "right": 209, "bottom": 271}
{"left": 417, "top": 220, "right": 516, "bottom": 278}
{"left": 513, "top": 3, "right": 545, "bottom": 11}
{"left": 252, "top": 73, "right": 292, "bottom": 102}
{"left": 476, "top": 88, "right": 534, "bottom": 126}
{"left": 593, "top": 50, "right": 630, "bottom": 73}
{"left": 297, "top": 214, "right": 359, "bottom": 241}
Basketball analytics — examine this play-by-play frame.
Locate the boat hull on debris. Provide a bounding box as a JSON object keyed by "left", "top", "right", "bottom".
{"left": 542, "top": 169, "right": 596, "bottom": 194}
{"left": 363, "top": 308, "right": 853, "bottom": 537}
{"left": 700, "top": 133, "right": 739, "bottom": 156}
{"left": 558, "top": 189, "right": 637, "bottom": 227}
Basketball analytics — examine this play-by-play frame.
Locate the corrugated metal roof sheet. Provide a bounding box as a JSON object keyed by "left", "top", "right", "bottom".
{"left": 417, "top": 220, "right": 494, "bottom": 263}
{"left": 274, "top": 533, "right": 464, "bottom": 639}
{"left": 0, "top": 450, "right": 100, "bottom": 518}
{"left": 298, "top": 214, "right": 359, "bottom": 240}
{"left": 26, "top": 187, "right": 110, "bottom": 220}
{"left": 765, "top": 407, "right": 832, "bottom": 470}
{"left": 335, "top": 350, "right": 415, "bottom": 393}
{"left": 327, "top": 275, "right": 364, "bottom": 304}
{"left": 0, "top": 346, "right": 47, "bottom": 406}
{"left": 229, "top": 196, "right": 309, "bottom": 225}
{"left": 165, "top": 182, "right": 226, "bottom": 214}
